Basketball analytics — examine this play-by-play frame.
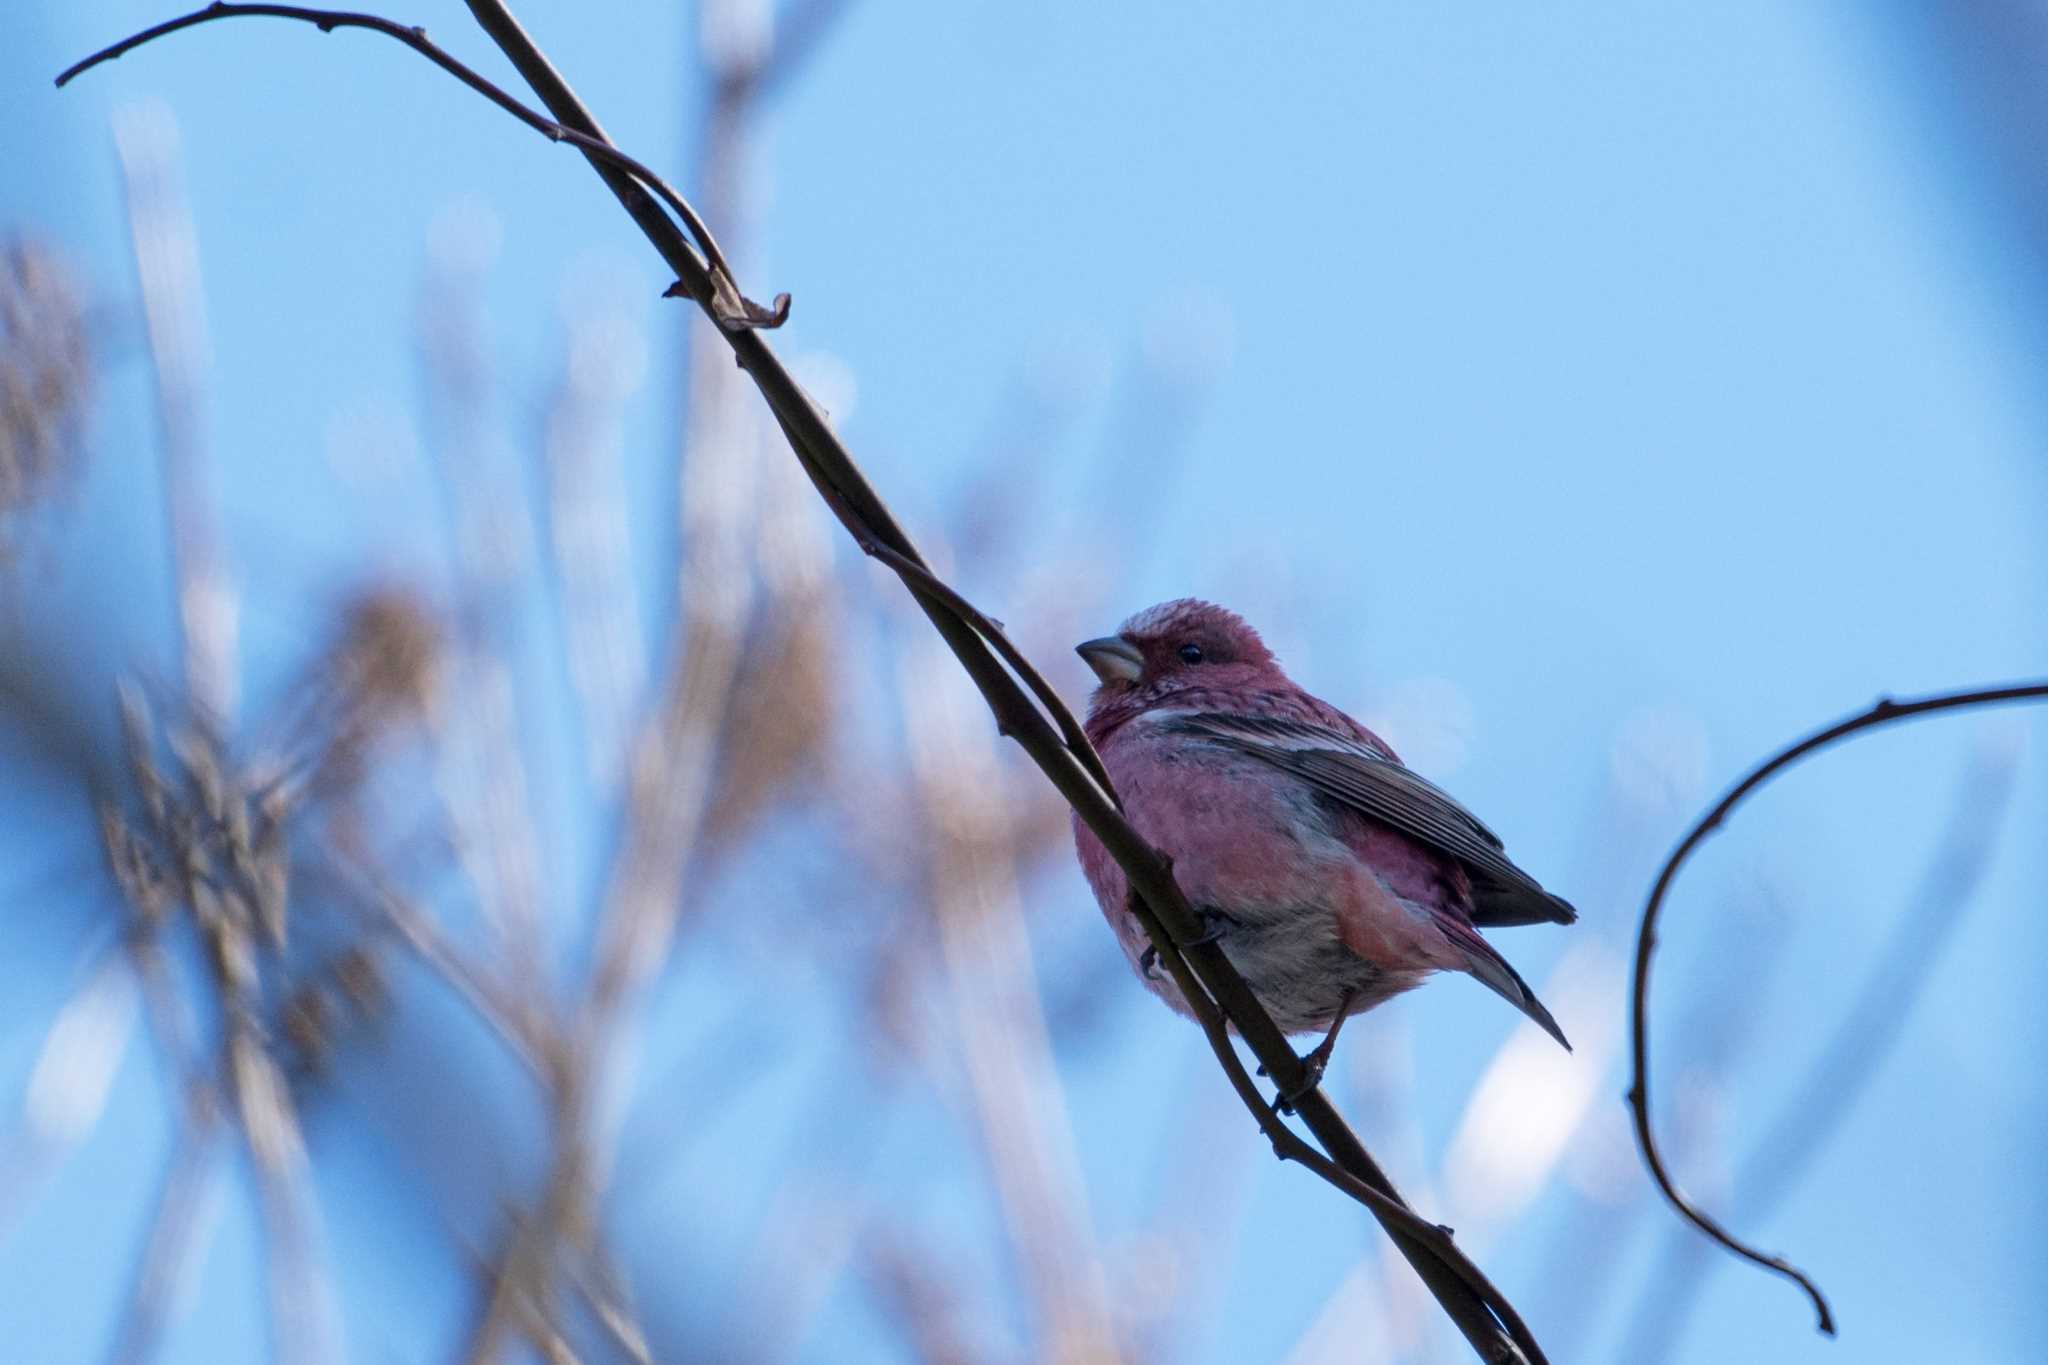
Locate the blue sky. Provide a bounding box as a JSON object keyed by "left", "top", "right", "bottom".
{"left": 3, "top": 4, "right": 2044, "bottom": 1363}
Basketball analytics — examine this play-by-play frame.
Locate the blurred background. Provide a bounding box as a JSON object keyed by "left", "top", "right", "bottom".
{"left": 2, "top": 3, "right": 2043, "bottom": 1362}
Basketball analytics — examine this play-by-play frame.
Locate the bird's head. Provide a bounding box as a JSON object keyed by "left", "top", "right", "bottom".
{"left": 1076, "top": 599, "right": 1281, "bottom": 723}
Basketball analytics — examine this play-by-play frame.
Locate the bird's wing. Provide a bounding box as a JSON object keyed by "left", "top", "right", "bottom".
{"left": 1165, "top": 711, "right": 1577, "bottom": 927}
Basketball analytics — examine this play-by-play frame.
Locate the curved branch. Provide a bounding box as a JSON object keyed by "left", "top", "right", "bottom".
{"left": 1629, "top": 681, "right": 2048, "bottom": 1336}
{"left": 57, "top": 2, "right": 756, "bottom": 311}
{"left": 1619, "top": 741, "right": 2020, "bottom": 1360}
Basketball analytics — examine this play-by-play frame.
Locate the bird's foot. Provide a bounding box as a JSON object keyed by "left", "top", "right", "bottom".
{"left": 1180, "top": 907, "right": 1243, "bottom": 947}
{"left": 1269, "top": 1050, "right": 1331, "bottom": 1116}
{"left": 1140, "top": 909, "right": 1239, "bottom": 978}
{"left": 1267, "top": 995, "right": 1356, "bottom": 1115}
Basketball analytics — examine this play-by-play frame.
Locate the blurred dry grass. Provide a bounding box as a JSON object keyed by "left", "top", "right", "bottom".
{"left": 0, "top": 237, "right": 90, "bottom": 537}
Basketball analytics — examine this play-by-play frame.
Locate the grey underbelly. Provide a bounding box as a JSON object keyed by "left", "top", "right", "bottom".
{"left": 1229, "top": 920, "right": 1387, "bottom": 1033}
{"left": 1140, "top": 908, "right": 1408, "bottom": 1035}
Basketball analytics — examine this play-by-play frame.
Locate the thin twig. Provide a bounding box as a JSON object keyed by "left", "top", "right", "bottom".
{"left": 708, "top": 0, "right": 856, "bottom": 112}
{"left": 310, "top": 842, "right": 548, "bottom": 1076}
{"left": 226, "top": 1029, "right": 337, "bottom": 1365}
{"left": 59, "top": 3, "right": 758, "bottom": 313}
{"left": 1120, "top": 894, "right": 1545, "bottom": 1358}
{"left": 468, "top": 2, "right": 770, "bottom": 1349}
{"left": 538, "top": 298, "right": 648, "bottom": 789}
{"left": 1621, "top": 738, "right": 2022, "bottom": 1360}
{"left": 105, "top": 823, "right": 224, "bottom": 1365}
{"left": 416, "top": 229, "right": 550, "bottom": 989}
{"left": 727, "top": 1176, "right": 870, "bottom": 1365}
{"left": 861, "top": 537, "right": 1118, "bottom": 803}
{"left": 581, "top": 414, "right": 750, "bottom": 1038}
{"left": 1629, "top": 681, "right": 2048, "bottom": 1335}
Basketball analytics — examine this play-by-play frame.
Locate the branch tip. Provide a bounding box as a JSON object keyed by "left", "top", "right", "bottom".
{"left": 709, "top": 275, "right": 789, "bottom": 331}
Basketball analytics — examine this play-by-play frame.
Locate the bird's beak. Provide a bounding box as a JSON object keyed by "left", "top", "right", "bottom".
{"left": 1076, "top": 635, "right": 1144, "bottom": 684}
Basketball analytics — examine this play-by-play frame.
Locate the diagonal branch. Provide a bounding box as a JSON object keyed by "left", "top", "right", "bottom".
{"left": 856, "top": 537, "right": 1117, "bottom": 801}
{"left": 60, "top": 7, "right": 1548, "bottom": 1359}
{"left": 1118, "top": 892, "right": 1543, "bottom": 1348}
{"left": 1629, "top": 681, "right": 2048, "bottom": 1336}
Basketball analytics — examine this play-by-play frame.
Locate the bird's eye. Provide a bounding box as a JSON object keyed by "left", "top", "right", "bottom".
{"left": 1178, "top": 643, "right": 1204, "bottom": 664}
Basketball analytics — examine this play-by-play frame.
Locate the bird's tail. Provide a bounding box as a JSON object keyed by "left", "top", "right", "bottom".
{"left": 1469, "top": 883, "right": 1578, "bottom": 927}
{"left": 1442, "top": 920, "right": 1571, "bottom": 1050}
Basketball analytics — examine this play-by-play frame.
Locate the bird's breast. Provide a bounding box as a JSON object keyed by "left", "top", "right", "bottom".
{"left": 1073, "top": 716, "right": 1445, "bottom": 1032}
{"left": 1092, "top": 722, "right": 1348, "bottom": 917}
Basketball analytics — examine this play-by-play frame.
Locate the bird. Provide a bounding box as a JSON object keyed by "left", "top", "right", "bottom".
{"left": 1071, "top": 599, "right": 1574, "bottom": 1095}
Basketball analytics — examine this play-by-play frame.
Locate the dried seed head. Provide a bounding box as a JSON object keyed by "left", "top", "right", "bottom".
{"left": 277, "top": 946, "right": 388, "bottom": 1083}
{"left": 0, "top": 239, "right": 91, "bottom": 531}
{"left": 245, "top": 807, "right": 292, "bottom": 950}
{"left": 290, "top": 586, "right": 443, "bottom": 797}
{"left": 201, "top": 896, "right": 257, "bottom": 996}
{"left": 703, "top": 598, "right": 837, "bottom": 848}
{"left": 97, "top": 798, "right": 171, "bottom": 924}
{"left": 169, "top": 723, "right": 229, "bottom": 827}
{"left": 331, "top": 945, "right": 388, "bottom": 1018}
{"left": 117, "top": 681, "right": 169, "bottom": 829}
{"left": 282, "top": 984, "right": 333, "bottom": 1075}
{"left": 335, "top": 587, "right": 441, "bottom": 715}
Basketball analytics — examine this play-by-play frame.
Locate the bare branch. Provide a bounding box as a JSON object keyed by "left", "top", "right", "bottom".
{"left": 564, "top": 1250, "right": 654, "bottom": 1365}
{"left": 860, "top": 537, "right": 1118, "bottom": 802}
{"left": 311, "top": 839, "right": 549, "bottom": 1075}
{"left": 60, "top": 6, "right": 1552, "bottom": 1357}
{"left": 415, "top": 227, "right": 551, "bottom": 982}
{"left": 1119, "top": 893, "right": 1545, "bottom": 1358}
{"left": 539, "top": 293, "right": 649, "bottom": 789}
{"left": 1630, "top": 681, "right": 2048, "bottom": 1335}
{"left": 226, "top": 1028, "right": 340, "bottom": 1365}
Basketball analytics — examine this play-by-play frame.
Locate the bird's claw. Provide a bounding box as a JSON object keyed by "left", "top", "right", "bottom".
{"left": 1181, "top": 908, "right": 1242, "bottom": 947}
{"left": 1268, "top": 1002, "right": 1351, "bottom": 1114}
{"left": 1140, "top": 913, "right": 1233, "bottom": 979}
{"left": 1270, "top": 1052, "right": 1329, "bottom": 1116}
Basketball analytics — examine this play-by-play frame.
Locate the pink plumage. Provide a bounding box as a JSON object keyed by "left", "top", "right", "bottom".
{"left": 1072, "top": 600, "right": 1574, "bottom": 1074}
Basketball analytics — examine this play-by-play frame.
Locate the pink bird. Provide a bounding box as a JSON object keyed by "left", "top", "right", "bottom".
{"left": 1072, "top": 600, "right": 1574, "bottom": 1093}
